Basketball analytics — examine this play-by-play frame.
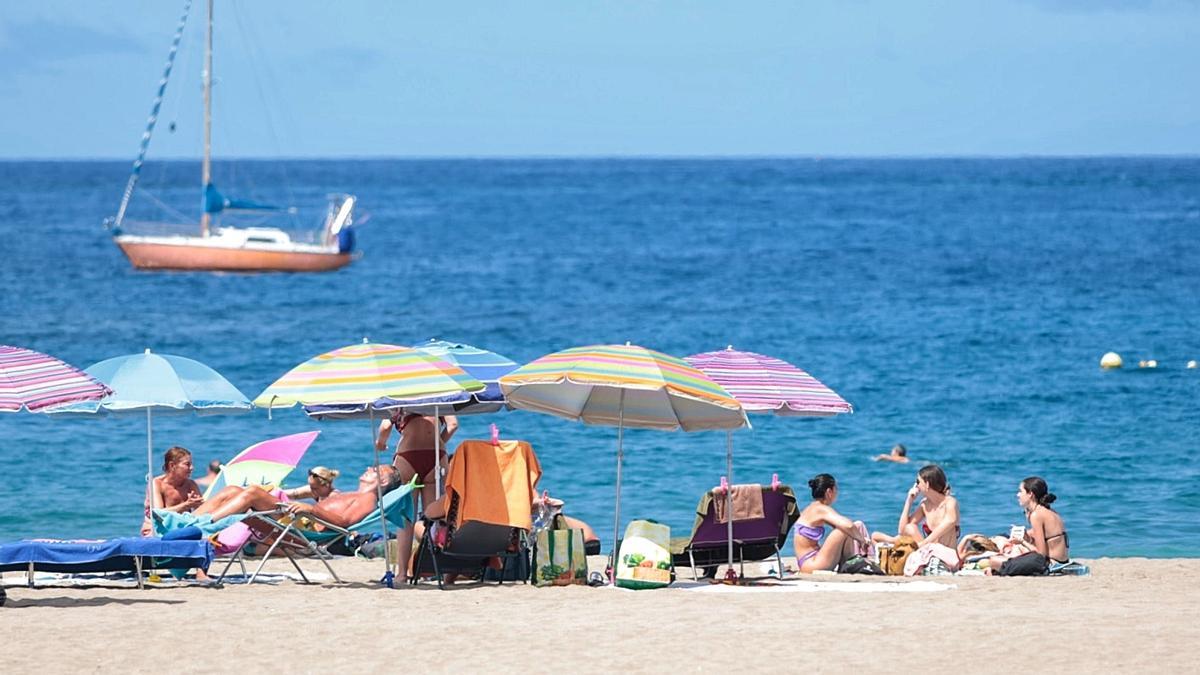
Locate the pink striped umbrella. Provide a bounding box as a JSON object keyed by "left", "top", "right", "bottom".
{"left": 0, "top": 345, "right": 113, "bottom": 413}
{"left": 685, "top": 347, "right": 852, "bottom": 417}
{"left": 684, "top": 346, "right": 852, "bottom": 581}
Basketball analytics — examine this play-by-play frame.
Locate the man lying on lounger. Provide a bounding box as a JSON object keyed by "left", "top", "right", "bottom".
{"left": 194, "top": 465, "right": 400, "bottom": 529}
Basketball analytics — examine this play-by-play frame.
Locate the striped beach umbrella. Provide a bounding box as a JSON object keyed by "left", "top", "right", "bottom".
{"left": 500, "top": 343, "right": 746, "bottom": 579}
{"left": 685, "top": 346, "right": 852, "bottom": 580}
{"left": 255, "top": 341, "right": 485, "bottom": 586}
{"left": 304, "top": 338, "right": 518, "bottom": 418}
{"left": 0, "top": 345, "right": 113, "bottom": 413}
{"left": 685, "top": 347, "right": 853, "bottom": 417}
{"left": 254, "top": 341, "right": 485, "bottom": 409}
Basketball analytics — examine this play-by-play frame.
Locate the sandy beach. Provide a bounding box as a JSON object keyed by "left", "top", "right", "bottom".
{"left": 3, "top": 557, "right": 1197, "bottom": 673}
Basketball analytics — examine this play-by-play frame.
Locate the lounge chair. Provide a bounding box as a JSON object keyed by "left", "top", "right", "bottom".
{"left": 214, "top": 477, "right": 418, "bottom": 585}
{"left": 410, "top": 439, "right": 541, "bottom": 589}
{"left": 670, "top": 483, "right": 799, "bottom": 581}
{"left": 0, "top": 537, "right": 213, "bottom": 590}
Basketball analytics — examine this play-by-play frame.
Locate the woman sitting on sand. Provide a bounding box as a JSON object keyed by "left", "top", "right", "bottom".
{"left": 872, "top": 464, "right": 960, "bottom": 549}
{"left": 792, "top": 474, "right": 873, "bottom": 573}
{"left": 141, "top": 446, "right": 204, "bottom": 535}
{"left": 987, "top": 476, "right": 1070, "bottom": 576}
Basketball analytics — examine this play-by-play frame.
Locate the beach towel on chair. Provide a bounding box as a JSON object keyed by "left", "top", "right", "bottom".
{"left": 443, "top": 439, "right": 541, "bottom": 529}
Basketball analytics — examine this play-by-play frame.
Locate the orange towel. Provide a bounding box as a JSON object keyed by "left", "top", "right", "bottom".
{"left": 442, "top": 439, "right": 542, "bottom": 530}
{"left": 713, "top": 484, "right": 764, "bottom": 524}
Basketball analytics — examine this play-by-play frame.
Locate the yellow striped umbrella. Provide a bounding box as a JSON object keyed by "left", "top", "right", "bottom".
{"left": 254, "top": 341, "right": 484, "bottom": 409}
{"left": 255, "top": 340, "right": 484, "bottom": 586}
{"left": 500, "top": 344, "right": 746, "bottom": 579}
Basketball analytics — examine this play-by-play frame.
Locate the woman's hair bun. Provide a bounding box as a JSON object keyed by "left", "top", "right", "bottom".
{"left": 808, "top": 477, "right": 819, "bottom": 489}
{"left": 1042, "top": 492, "right": 1057, "bottom": 505}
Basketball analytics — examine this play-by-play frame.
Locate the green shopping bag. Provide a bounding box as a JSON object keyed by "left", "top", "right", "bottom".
{"left": 534, "top": 527, "right": 587, "bottom": 587}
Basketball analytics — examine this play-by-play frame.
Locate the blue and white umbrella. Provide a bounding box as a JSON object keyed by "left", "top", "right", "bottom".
{"left": 50, "top": 349, "right": 252, "bottom": 518}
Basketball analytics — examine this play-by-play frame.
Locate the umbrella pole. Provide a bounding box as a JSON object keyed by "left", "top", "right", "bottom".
{"left": 433, "top": 405, "right": 442, "bottom": 499}
{"left": 370, "top": 408, "right": 394, "bottom": 588}
{"left": 145, "top": 408, "right": 156, "bottom": 527}
{"left": 611, "top": 390, "right": 625, "bottom": 584}
{"left": 726, "top": 430, "right": 734, "bottom": 580}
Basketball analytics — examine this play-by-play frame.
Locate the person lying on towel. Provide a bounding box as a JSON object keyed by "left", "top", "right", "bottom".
{"left": 194, "top": 465, "right": 401, "bottom": 529}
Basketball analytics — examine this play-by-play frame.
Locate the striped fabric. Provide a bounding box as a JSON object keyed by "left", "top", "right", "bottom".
{"left": 500, "top": 344, "right": 746, "bottom": 431}
{"left": 255, "top": 342, "right": 485, "bottom": 408}
{"left": 0, "top": 345, "right": 113, "bottom": 413}
{"left": 685, "top": 347, "right": 852, "bottom": 417}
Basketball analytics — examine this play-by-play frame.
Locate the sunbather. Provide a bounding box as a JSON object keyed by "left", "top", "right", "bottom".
{"left": 872, "top": 464, "right": 960, "bottom": 549}
{"left": 283, "top": 466, "right": 341, "bottom": 502}
{"left": 377, "top": 411, "right": 458, "bottom": 516}
{"left": 792, "top": 474, "right": 872, "bottom": 573}
{"left": 141, "top": 446, "right": 204, "bottom": 535}
{"left": 987, "top": 476, "right": 1069, "bottom": 575}
{"left": 195, "top": 465, "right": 400, "bottom": 529}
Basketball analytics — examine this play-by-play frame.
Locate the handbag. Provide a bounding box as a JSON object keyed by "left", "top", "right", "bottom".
{"left": 534, "top": 527, "right": 587, "bottom": 587}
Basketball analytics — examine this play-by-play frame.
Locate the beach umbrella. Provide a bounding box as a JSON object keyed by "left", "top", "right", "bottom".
{"left": 253, "top": 340, "right": 485, "bottom": 586}
{"left": 0, "top": 345, "right": 112, "bottom": 412}
{"left": 304, "top": 338, "right": 518, "bottom": 417}
{"left": 685, "top": 346, "right": 852, "bottom": 580}
{"left": 202, "top": 430, "right": 320, "bottom": 499}
{"left": 499, "top": 343, "right": 747, "bottom": 579}
{"left": 47, "top": 349, "right": 253, "bottom": 518}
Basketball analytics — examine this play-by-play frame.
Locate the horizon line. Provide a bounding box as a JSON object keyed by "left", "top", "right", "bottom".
{"left": 3, "top": 152, "right": 1199, "bottom": 163}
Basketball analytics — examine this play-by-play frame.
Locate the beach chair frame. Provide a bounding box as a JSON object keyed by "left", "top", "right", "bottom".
{"left": 214, "top": 508, "right": 343, "bottom": 585}
{"left": 673, "top": 485, "right": 798, "bottom": 581}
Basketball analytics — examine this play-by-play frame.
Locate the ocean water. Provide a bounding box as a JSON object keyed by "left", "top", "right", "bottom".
{"left": 1, "top": 157, "right": 1197, "bottom": 558}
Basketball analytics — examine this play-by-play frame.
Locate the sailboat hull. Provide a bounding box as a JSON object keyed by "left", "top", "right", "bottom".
{"left": 115, "top": 235, "right": 353, "bottom": 273}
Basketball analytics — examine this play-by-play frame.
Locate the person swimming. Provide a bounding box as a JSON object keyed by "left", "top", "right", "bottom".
{"left": 873, "top": 443, "right": 910, "bottom": 464}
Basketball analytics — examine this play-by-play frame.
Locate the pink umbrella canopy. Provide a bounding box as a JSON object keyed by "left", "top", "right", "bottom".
{"left": 684, "top": 347, "right": 852, "bottom": 417}
{"left": 0, "top": 345, "right": 113, "bottom": 413}
{"left": 202, "top": 430, "right": 321, "bottom": 499}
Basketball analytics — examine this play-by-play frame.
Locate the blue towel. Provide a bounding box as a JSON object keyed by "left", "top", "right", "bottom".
{"left": 153, "top": 510, "right": 246, "bottom": 537}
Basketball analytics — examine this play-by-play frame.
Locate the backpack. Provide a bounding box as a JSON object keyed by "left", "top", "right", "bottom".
{"left": 879, "top": 535, "right": 919, "bottom": 576}
{"left": 839, "top": 555, "right": 886, "bottom": 575}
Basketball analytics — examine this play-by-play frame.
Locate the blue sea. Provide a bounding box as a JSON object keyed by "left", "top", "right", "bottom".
{"left": 1, "top": 157, "right": 1198, "bottom": 557}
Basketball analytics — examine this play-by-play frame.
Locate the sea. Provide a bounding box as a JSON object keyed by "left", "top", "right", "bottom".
{"left": 1, "top": 157, "right": 1197, "bottom": 558}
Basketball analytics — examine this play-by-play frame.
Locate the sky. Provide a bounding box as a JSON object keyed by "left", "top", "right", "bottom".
{"left": 0, "top": 0, "right": 1197, "bottom": 159}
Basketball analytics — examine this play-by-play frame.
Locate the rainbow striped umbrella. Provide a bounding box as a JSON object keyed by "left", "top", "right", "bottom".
{"left": 685, "top": 346, "right": 852, "bottom": 580}
{"left": 0, "top": 345, "right": 113, "bottom": 413}
{"left": 500, "top": 344, "right": 746, "bottom": 578}
{"left": 253, "top": 341, "right": 485, "bottom": 409}
{"left": 255, "top": 341, "right": 485, "bottom": 586}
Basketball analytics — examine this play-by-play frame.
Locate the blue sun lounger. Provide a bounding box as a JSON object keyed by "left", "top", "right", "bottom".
{"left": 0, "top": 537, "right": 213, "bottom": 589}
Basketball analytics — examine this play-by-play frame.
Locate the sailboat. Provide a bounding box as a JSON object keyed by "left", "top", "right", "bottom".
{"left": 106, "top": 0, "right": 358, "bottom": 273}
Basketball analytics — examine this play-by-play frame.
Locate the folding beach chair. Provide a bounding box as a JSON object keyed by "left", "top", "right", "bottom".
{"left": 410, "top": 439, "right": 541, "bottom": 589}
{"left": 215, "top": 476, "right": 418, "bottom": 585}
{"left": 670, "top": 483, "right": 799, "bottom": 581}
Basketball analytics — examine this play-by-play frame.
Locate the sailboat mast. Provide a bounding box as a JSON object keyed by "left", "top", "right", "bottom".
{"left": 200, "top": 0, "right": 213, "bottom": 237}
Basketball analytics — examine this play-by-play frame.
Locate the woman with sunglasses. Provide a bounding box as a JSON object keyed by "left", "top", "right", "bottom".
{"left": 284, "top": 466, "right": 341, "bottom": 502}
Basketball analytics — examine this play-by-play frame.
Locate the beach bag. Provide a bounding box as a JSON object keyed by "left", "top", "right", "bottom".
{"left": 879, "top": 536, "right": 918, "bottom": 576}
{"left": 533, "top": 527, "right": 587, "bottom": 587}
{"left": 839, "top": 555, "right": 885, "bottom": 575}
{"left": 616, "top": 519, "right": 672, "bottom": 590}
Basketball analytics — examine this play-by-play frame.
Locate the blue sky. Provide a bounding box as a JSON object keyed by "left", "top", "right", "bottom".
{"left": 1, "top": 0, "right": 1197, "bottom": 158}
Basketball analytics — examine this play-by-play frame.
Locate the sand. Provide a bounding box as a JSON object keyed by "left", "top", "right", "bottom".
{"left": 3, "top": 557, "right": 1198, "bottom": 673}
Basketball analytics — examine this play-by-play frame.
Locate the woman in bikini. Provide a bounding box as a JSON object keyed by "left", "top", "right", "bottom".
{"left": 872, "top": 464, "right": 960, "bottom": 548}
{"left": 792, "top": 474, "right": 873, "bottom": 573}
{"left": 988, "top": 476, "right": 1069, "bottom": 575}
{"left": 283, "top": 466, "right": 341, "bottom": 502}
{"left": 375, "top": 411, "right": 458, "bottom": 513}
